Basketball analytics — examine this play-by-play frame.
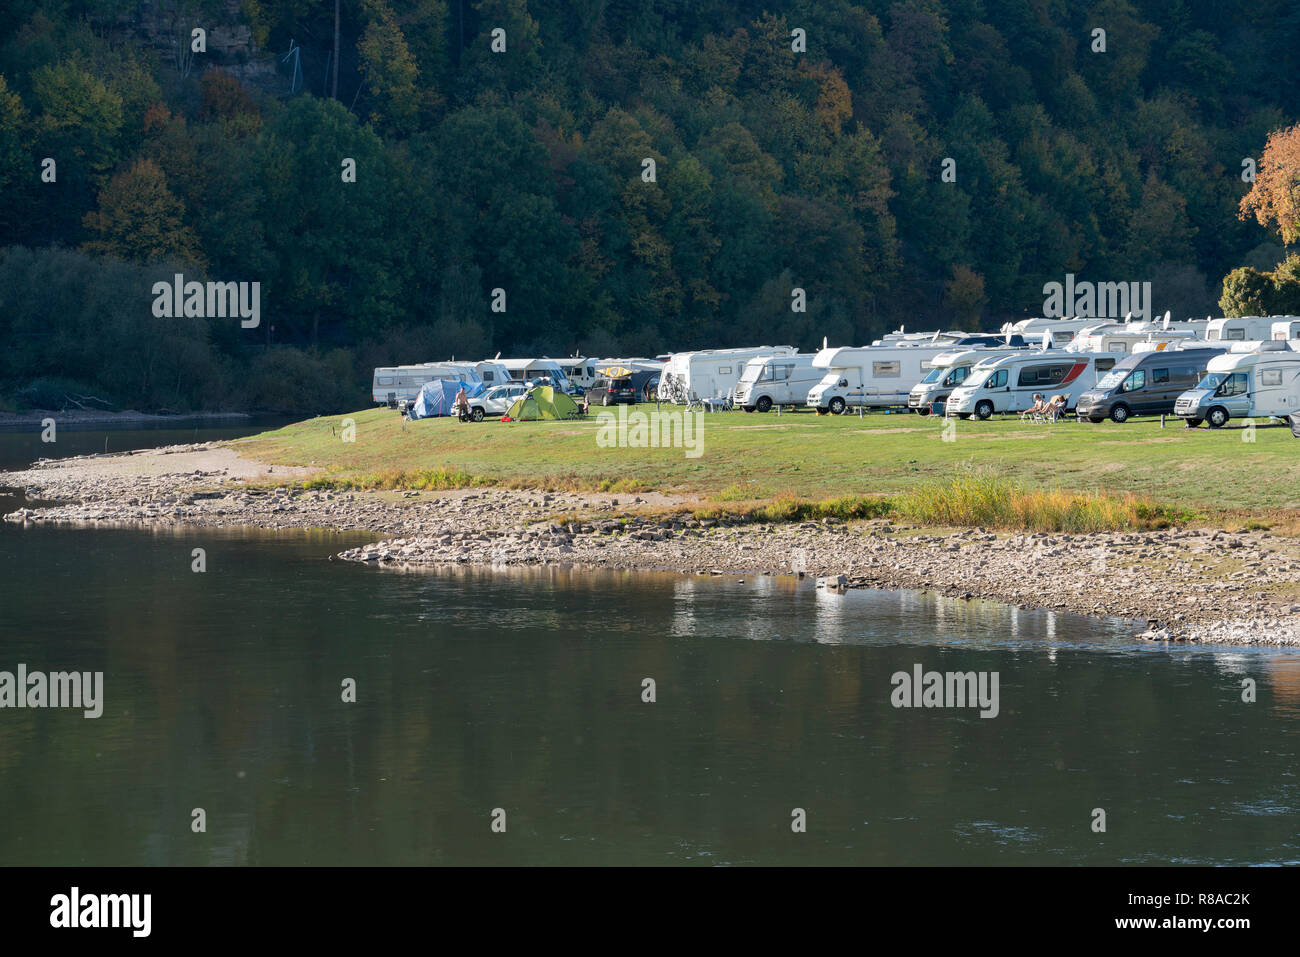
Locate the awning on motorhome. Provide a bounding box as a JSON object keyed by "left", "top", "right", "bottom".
{"left": 408, "top": 379, "right": 483, "bottom": 419}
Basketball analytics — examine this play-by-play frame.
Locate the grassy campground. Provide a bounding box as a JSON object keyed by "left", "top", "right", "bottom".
{"left": 233, "top": 406, "right": 1300, "bottom": 532}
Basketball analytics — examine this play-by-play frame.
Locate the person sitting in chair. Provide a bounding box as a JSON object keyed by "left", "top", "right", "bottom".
{"left": 1044, "top": 394, "right": 1067, "bottom": 421}
{"left": 1021, "top": 393, "right": 1047, "bottom": 421}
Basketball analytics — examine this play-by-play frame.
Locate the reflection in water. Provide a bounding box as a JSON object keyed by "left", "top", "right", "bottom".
{"left": 1, "top": 526, "right": 1298, "bottom": 866}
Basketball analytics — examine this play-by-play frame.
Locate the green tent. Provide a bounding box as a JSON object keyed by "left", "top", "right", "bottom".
{"left": 506, "top": 385, "right": 581, "bottom": 421}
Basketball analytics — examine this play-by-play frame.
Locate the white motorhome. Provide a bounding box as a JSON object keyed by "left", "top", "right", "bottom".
{"left": 1174, "top": 341, "right": 1300, "bottom": 428}
{"left": 1272, "top": 319, "right": 1300, "bottom": 341}
{"left": 999, "top": 316, "right": 1109, "bottom": 344}
{"left": 734, "top": 354, "right": 822, "bottom": 412}
{"left": 1067, "top": 327, "right": 1199, "bottom": 355}
{"left": 372, "top": 362, "right": 482, "bottom": 406}
{"left": 500, "top": 358, "right": 578, "bottom": 393}
{"left": 907, "top": 347, "right": 1027, "bottom": 413}
{"left": 1205, "top": 316, "right": 1283, "bottom": 343}
{"left": 944, "top": 350, "right": 1120, "bottom": 419}
{"left": 657, "top": 346, "right": 796, "bottom": 404}
{"left": 806, "top": 343, "right": 954, "bottom": 413}
{"left": 473, "top": 360, "right": 513, "bottom": 387}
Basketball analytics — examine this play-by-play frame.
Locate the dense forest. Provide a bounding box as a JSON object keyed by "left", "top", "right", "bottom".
{"left": 0, "top": 0, "right": 1297, "bottom": 413}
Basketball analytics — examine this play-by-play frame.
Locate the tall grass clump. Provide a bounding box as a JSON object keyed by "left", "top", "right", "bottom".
{"left": 898, "top": 470, "right": 1187, "bottom": 532}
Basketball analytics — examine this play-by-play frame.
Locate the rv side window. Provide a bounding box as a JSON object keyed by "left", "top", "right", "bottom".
{"left": 775, "top": 364, "right": 793, "bottom": 381}
{"left": 718, "top": 366, "right": 732, "bottom": 375}
{"left": 378, "top": 377, "right": 394, "bottom": 385}
{"left": 987, "top": 369, "right": 1008, "bottom": 389}
{"left": 1095, "top": 358, "right": 1116, "bottom": 372}
{"left": 1109, "top": 343, "right": 1128, "bottom": 353}
{"left": 873, "top": 361, "right": 901, "bottom": 377}
{"left": 1151, "top": 368, "right": 1169, "bottom": 385}
{"left": 1218, "top": 372, "right": 1248, "bottom": 396}
{"left": 1261, "top": 369, "right": 1284, "bottom": 387}
{"left": 1227, "top": 329, "right": 1246, "bottom": 340}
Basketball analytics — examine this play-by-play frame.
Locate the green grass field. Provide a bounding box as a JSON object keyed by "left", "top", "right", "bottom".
{"left": 232, "top": 405, "right": 1300, "bottom": 525}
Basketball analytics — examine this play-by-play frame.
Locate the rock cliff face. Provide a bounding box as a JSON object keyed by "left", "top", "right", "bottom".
{"left": 99, "top": 1, "right": 281, "bottom": 91}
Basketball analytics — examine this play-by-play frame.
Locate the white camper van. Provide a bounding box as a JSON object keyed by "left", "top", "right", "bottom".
{"left": 1174, "top": 342, "right": 1300, "bottom": 428}
{"left": 657, "top": 346, "right": 796, "bottom": 404}
{"left": 944, "top": 351, "right": 1119, "bottom": 419}
{"left": 372, "top": 362, "right": 482, "bottom": 406}
{"left": 1205, "top": 316, "right": 1282, "bottom": 342}
{"left": 907, "top": 347, "right": 1027, "bottom": 413}
{"left": 1272, "top": 319, "right": 1300, "bottom": 341}
{"left": 734, "top": 354, "right": 822, "bottom": 411}
{"left": 500, "top": 358, "right": 577, "bottom": 394}
{"left": 473, "top": 360, "right": 513, "bottom": 387}
{"left": 806, "top": 344, "right": 952, "bottom": 413}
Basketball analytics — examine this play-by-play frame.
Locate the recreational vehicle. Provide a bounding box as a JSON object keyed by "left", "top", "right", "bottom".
{"left": 907, "top": 347, "right": 1027, "bottom": 414}
{"left": 1273, "top": 319, "right": 1300, "bottom": 341}
{"left": 806, "top": 343, "right": 953, "bottom": 413}
{"left": 734, "top": 354, "right": 822, "bottom": 412}
{"left": 1067, "top": 327, "right": 1199, "bottom": 355}
{"left": 944, "top": 351, "right": 1119, "bottom": 419}
{"left": 657, "top": 347, "right": 796, "bottom": 404}
{"left": 371, "top": 362, "right": 482, "bottom": 406}
{"left": 999, "top": 316, "right": 1110, "bottom": 344}
{"left": 500, "top": 358, "right": 578, "bottom": 394}
{"left": 1174, "top": 342, "right": 1300, "bottom": 428}
{"left": 1075, "top": 347, "right": 1225, "bottom": 423}
{"left": 1205, "top": 316, "right": 1283, "bottom": 342}
{"left": 473, "top": 360, "right": 513, "bottom": 386}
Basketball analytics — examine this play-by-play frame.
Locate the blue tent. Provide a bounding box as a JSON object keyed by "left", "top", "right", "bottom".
{"left": 409, "top": 379, "right": 483, "bottom": 419}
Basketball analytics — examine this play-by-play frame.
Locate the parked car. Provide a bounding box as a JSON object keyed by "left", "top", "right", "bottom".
{"left": 471, "top": 382, "right": 530, "bottom": 421}
{"left": 585, "top": 376, "right": 638, "bottom": 406}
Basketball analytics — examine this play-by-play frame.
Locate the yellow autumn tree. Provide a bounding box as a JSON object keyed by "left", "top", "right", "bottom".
{"left": 82, "top": 158, "right": 204, "bottom": 268}
{"left": 1240, "top": 124, "right": 1300, "bottom": 245}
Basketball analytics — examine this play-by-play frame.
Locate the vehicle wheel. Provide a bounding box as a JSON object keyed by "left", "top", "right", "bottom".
{"left": 975, "top": 400, "right": 994, "bottom": 421}
{"left": 471, "top": 408, "right": 484, "bottom": 422}
{"left": 1183, "top": 417, "right": 1203, "bottom": 428}
{"left": 1087, "top": 416, "right": 1103, "bottom": 424}
{"left": 602, "top": 395, "right": 611, "bottom": 407}
{"left": 1207, "top": 407, "right": 1230, "bottom": 429}
{"left": 1109, "top": 404, "right": 1130, "bottom": 424}
{"left": 741, "top": 405, "right": 754, "bottom": 413}
{"left": 828, "top": 397, "right": 846, "bottom": 415}
{"left": 956, "top": 413, "right": 971, "bottom": 420}
{"left": 755, "top": 396, "right": 773, "bottom": 413}
{"left": 915, "top": 406, "right": 930, "bottom": 417}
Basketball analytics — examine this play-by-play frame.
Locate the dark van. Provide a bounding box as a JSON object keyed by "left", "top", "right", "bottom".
{"left": 1075, "top": 347, "right": 1225, "bottom": 423}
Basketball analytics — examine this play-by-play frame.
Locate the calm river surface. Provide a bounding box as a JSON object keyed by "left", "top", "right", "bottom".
{"left": 1, "top": 429, "right": 1298, "bottom": 865}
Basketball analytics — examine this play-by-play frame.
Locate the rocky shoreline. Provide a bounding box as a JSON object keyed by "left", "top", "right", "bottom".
{"left": 3, "top": 443, "right": 1299, "bottom": 646}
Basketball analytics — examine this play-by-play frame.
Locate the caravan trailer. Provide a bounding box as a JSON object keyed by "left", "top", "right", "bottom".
{"left": 372, "top": 362, "right": 482, "bottom": 406}
{"left": 500, "top": 358, "right": 578, "bottom": 394}
{"left": 657, "top": 347, "right": 796, "bottom": 404}
{"left": 907, "top": 347, "right": 1029, "bottom": 414}
{"left": 733, "top": 354, "right": 822, "bottom": 412}
{"left": 1074, "top": 347, "right": 1225, "bottom": 423}
{"left": 473, "top": 360, "right": 513, "bottom": 387}
{"left": 806, "top": 343, "right": 954, "bottom": 413}
{"left": 1272, "top": 319, "right": 1300, "bottom": 341}
{"left": 1205, "top": 316, "right": 1282, "bottom": 343}
{"left": 945, "top": 351, "right": 1119, "bottom": 419}
{"left": 1174, "top": 342, "right": 1300, "bottom": 428}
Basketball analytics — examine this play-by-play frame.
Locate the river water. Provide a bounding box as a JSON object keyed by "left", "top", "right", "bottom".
{"left": 1, "top": 428, "right": 1298, "bottom": 865}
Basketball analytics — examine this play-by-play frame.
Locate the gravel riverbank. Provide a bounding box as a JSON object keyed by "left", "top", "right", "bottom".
{"left": 4, "top": 442, "right": 1299, "bottom": 646}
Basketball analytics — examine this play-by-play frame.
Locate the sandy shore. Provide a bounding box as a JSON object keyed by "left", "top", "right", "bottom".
{"left": 3, "top": 442, "right": 1299, "bottom": 646}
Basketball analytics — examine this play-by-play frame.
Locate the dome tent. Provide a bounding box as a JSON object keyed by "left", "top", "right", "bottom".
{"left": 505, "top": 385, "right": 580, "bottom": 421}
{"left": 409, "top": 379, "right": 483, "bottom": 419}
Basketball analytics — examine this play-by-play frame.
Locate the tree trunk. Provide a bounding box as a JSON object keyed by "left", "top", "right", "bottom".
{"left": 331, "top": 0, "right": 340, "bottom": 99}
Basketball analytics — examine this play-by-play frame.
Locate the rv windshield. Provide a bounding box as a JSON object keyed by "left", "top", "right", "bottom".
{"left": 919, "top": 368, "right": 944, "bottom": 384}
{"left": 1095, "top": 369, "right": 1125, "bottom": 391}
{"left": 739, "top": 363, "right": 763, "bottom": 383}
{"left": 1196, "top": 372, "right": 1226, "bottom": 391}
{"left": 963, "top": 368, "right": 993, "bottom": 389}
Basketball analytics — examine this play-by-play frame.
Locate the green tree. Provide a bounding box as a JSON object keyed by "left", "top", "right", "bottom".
{"left": 81, "top": 157, "right": 204, "bottom": 268}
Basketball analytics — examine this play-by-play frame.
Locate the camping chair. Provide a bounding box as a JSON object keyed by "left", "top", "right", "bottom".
{"left": 1020, "top": 394, "right": 1047, "bottom": 423}
{"left": 701, "top": 392, "right": 733, "bottom": 412}
{"left": 1044, "top": 394, "right": 1068, "bottom": 422}
{"left": 686, "top": 392, "right": 705, "bottom": 412}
